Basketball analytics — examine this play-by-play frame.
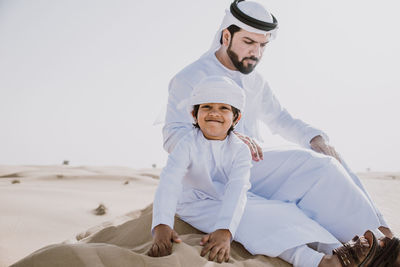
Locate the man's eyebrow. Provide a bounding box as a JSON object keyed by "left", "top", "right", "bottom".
{"left": 243, "top": 37, "right": 269, "bottom": 45}
{"left": 243, "top": 37, "right": 256, "bottom": 42}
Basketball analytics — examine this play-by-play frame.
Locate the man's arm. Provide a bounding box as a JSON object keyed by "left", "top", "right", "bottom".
{"left": 163, "top": 76, "right": 195, "bottom": 153}
{"left": 149, "top": 136, "right": 191, "bottom": 257}
{"left": 260, "top": 83, "right": 342, "bottom": 160}
{"left": 260, "top": 81, "right": 329, "bottom": 148}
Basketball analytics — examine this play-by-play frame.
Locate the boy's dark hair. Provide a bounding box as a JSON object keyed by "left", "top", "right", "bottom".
{"left": 192, "top": 104, "right": 240, "bottom": 135}
{"left": 219, "top": 25, "right": 241, "bottom": 44}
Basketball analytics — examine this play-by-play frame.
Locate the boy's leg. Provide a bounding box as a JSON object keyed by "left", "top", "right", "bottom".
{"left": 178, "top": 195, "right": 342, "bottom": 258}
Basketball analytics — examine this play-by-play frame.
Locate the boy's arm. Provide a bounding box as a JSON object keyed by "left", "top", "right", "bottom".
{"left": 152, "top": 137, "right": 191, "bottom": 230}
{"left": 212, "top": 146, "right": 252, "bottom": 237}
{"left": 149, "top": 137, "right": 191, "bottom": 257}
{"left": 200, "top": 145, "right": 252, "bottom": 262}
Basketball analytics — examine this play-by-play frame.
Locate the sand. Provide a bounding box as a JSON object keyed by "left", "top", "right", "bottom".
{"left": 0, "top": 165, "right": 399, "bottom": 267}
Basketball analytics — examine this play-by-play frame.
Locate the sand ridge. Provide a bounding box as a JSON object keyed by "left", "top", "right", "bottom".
{"left": 1, "top": 165, "right": 399, "bottom": 267}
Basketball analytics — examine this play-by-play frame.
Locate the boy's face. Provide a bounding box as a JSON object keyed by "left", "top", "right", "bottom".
{"left": 193, "top": 103, "right": 236, "bottom": 140}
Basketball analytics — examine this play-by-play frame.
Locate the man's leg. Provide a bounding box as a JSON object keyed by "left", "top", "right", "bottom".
{"left": 339, "top": 158, "right": 390, "bottom": 230}
{"left": 249, "top": 146, "right": 382, "bottom": 242}
{"left": 279, "top": 245, "right": 325, "bottom": 267}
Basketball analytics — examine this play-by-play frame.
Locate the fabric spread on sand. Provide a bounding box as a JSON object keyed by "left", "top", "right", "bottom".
{"left": 11, "top": 204, "right": 290, "bottom": 267}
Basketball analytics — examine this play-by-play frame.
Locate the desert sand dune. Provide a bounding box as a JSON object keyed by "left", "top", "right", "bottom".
{"left": 1, "top": 165, "right": 399, "bottom": 267}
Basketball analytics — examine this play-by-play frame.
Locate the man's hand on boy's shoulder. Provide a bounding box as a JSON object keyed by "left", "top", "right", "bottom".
{"left": 147, "top": 224, "right": 181, "bottom": 257}
{"left": 200, "top": 229, "right": 232, "bottom": 263}
{"left": 234, "top": 132, "right": 263, "bottom": 161}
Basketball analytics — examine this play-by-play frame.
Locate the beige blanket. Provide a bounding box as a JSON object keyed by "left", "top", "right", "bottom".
{"left": 11, "top": 204, "right": 290, "bottom": 267}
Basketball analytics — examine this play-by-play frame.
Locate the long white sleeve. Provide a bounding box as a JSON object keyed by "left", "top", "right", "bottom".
{"left": 259, "top": 81, "right": 329, "bottom": 148}
{"left": 152, "top": 137, "right": 191, "bottom": 231}
{"left": 213, "top": 144, "right": 252, "bottom": 238}
{"left": 162, "top": 76, "right": 194, "bottom": 153}
{"left": 163, "top": 54, "right": 329, "bottom": 151}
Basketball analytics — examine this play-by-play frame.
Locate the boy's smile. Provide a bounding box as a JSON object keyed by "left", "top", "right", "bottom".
{"left": 194, "top": 103, "right": 236, "bottom": 140}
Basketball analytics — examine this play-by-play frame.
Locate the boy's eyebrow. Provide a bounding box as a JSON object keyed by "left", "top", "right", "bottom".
{"left": 243, "top": 37, "right": 269, "bottom": 45}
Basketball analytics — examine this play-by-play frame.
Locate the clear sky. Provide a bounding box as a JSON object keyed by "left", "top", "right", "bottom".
{"left": 1, "top": 0, "right": 399, "bottom": 172}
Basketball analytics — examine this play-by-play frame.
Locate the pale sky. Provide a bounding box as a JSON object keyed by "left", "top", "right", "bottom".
{"left": 1, "top": 0, "right": 399, "bottom": 172}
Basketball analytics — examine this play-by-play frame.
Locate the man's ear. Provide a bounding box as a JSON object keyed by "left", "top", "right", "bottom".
{"left": 234, "top": 113, "right": 242, "bottom": 125}
{"left": 222, "top": 29, "right": 231, "bottom": 47}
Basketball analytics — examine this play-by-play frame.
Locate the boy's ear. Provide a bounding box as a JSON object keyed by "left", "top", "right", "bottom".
{"left": 191, "top": 110, "right": 197, "bottom": 121}
{"left": 234, "top": 113, "right": 242, "bottom": 125}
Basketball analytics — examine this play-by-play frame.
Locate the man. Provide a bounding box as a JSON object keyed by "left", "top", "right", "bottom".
{"left": 161, "top": 0, "right": 395, "bottom": 266}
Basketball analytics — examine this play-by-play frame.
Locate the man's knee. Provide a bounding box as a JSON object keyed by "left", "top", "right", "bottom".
{"left": 307, "top": 149, "right": 342, "bottom": 170}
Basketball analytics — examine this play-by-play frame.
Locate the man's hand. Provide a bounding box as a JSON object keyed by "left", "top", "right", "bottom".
{"left": 310, "top": 135, "right": 341, "bottom": 162}
{"left": 200, "top": 229, "right": 231, "bottom": 263}
{"left": 234, "top": 132, "right": 263, "bottom": 161}
{"left": 147, "top": 224, "right": 181, "bottom": 257}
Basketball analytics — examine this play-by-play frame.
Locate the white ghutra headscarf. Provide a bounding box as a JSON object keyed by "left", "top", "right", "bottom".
{"left": 202, "top": 0, "right": 278, "bottom": 58}
{"left": 177, "top": 76, "right": 246, "bottom": 114}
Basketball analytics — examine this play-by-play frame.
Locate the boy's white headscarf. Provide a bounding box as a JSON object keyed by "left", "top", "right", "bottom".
{"left": 203, "top": 0, "right": 278, "bottom": 58}
{"left": 189, "top": 76, "right": 245, "bottom": 111}
{"left": 177, "top": 76, "right": 246, "bottom": 112}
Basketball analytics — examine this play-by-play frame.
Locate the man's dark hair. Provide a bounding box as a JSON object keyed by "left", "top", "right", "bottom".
{"left": 192, "top": 104, "right": 240, "bottom": 135}
{"left": 219, "top": 25, "right": 241, "bottom": 44}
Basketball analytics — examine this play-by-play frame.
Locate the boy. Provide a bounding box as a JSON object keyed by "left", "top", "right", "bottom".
{"left": 148, "top": 75, "right": 252, "bottom": 263}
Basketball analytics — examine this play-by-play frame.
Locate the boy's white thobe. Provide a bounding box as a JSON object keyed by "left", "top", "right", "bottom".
{"left": 152, "top": 129, "right": 252, "bottom": 238}
{"left": 161, "top": 52, "right": 386, "bottom": 257}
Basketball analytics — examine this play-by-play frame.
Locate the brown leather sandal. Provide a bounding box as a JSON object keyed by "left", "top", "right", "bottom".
{"left": 333, "top": 230, "right": 378, "bottom": 267}
{"left": 370, "top": 236, "right": 400, "bottom": 267}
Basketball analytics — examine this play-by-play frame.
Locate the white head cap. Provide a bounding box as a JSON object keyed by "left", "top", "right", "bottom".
{"left": 202, "top": 0, "right": 278, "bottom": 58}
{"left": 189, "top": 76, "right": 245, "bottom": 111}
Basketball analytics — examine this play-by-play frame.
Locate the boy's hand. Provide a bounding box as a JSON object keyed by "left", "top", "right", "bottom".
{"left": 147, "top": 224, "right": 181, "bottom": 257}
{"left": 200, "top": 229, "right": 232, "bottom": 263}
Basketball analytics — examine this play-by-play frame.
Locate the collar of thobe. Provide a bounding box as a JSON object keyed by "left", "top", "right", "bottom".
{"left": 201, "top": 0, "right": 278, "bottom": 58}
{"left": 197, "top": 130, "right": 227, "bottom": 168}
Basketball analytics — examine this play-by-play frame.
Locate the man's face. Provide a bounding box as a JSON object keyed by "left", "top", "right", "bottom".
{"left": 226, "top": 29, "right": 270, "bottom": 74}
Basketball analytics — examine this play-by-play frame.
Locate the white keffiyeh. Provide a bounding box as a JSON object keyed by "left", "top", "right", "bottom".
{"left": 202, "top": 1, "right": 278, "bottom": 58}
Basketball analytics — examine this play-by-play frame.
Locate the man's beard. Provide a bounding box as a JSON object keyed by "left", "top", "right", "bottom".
{"left": 227, "top": 42, "right": 259, "bottom": 74}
